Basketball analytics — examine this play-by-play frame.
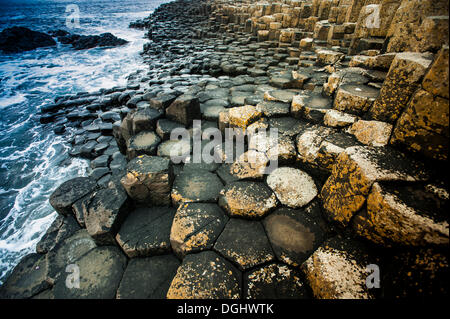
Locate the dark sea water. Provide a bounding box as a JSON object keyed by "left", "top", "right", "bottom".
{"left": 0, "top": 0, "right": 168, "bottom": 284}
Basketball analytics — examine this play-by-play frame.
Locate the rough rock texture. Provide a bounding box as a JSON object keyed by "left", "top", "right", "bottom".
{"left": 166, "top": 251, "right": 241, "bottom": 299}
{"left": 0, "top": 27, "right": 56, "bottom": 53}
{"left": 170, "top": 203, "right": 228, "bottom": 258}
{"left": 116, "top": 206, "right": 176, "bottom": 258}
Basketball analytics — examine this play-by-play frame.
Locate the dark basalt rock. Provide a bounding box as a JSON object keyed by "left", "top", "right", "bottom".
{"left": 49, "top": 177, "right": 98, "bottom": 216}
{"left": 36, "top": 215, "right": 80, "bottom": 254}
{"left": 57, "top": 32, "right": 128, "bottom": 50}
{"left": 0, "top": 27, "right": 56, "bottom": 53}
{"left": 116, "top": 255, "right": 180, "bottom": 299}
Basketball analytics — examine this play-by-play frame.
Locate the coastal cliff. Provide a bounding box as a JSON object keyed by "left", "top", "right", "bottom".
{"left": 0, "top": 0, "right": 448, "bottom": 299}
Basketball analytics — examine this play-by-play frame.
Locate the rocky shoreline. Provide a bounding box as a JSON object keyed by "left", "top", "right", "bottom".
{"left": 0, "top": 0, "right": 448, "bottom": 299}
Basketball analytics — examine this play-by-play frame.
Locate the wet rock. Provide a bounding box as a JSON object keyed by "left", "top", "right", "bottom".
{"left": 348, "top": 120, "right": 393, "bottom": 147}
{"left": 214, "top": 218, "right": 274, "bottom": 271}
{"left": 301, "top": 236, "right": 377, "bottom": 299}
{"left": 244, "top": 263, "right": 309, "bottom": 299}
{"left": 170, "top": 203, "right": 228, "bottom": 258}
{"left": 116, "top": 255, "right": 180, "bottom": 299}
{"left": 267, "top": 167, "right": 317, "bottom": 208}
{"left": 0, "top": 253, "right": 50, "bottom": 299}
{"left": 84, "top": 184, "right": 132, "bottom": 245}
{"left": 116, "top": 206, "right": 175, "bottom": 258}
{"left": 36, "top": 215, "right": 80, "bottom": 254}
{"left": 0, "top": 26, "right": 56, "bottom": 53}
{"left": 321, "top": 146, "right": 429, "bottom": 227}
{"left": 53, "top": 246, "right": 126, "bottom": 299}
{"left": 49, "top": 177, "right": 97, "bottom": 216}
{"left": 121, "top": 155, "right": 173, "bottom": 206}
{"left": 353, "top": 182, "right": 449, "bottom": 247}
{"left": 219, "top": 181, "right": 278, "bottom": 219}
{"left": 171, "top": 170, "right": 223, "bottom": 205}
{"left": 91, "top": 154, "right": 110, "bottom": 169}
{"left": 62, "top": 32, "right": 128, "bottom": 50}
{"left": 166, "top": 251, "right": 241, "bottom": 299}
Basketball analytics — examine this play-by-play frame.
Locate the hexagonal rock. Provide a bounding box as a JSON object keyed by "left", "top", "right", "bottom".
{"left": 171, "top": 170, "right": 223, "bottom": 205}
{"left": 301, "top": 236, "right": 376, "bottom": 299}
{"left": 156, "top": 119, "right": 184, "bottom": 140}
{"left": 264, "top": 90, "right": 297, "bottom": 104}
{"left": 116, "top": 206, "right": 176, "bottom": 258}
{"left": 390, "top": 89, "right": 449, "bottom": 161}
{"left": 323, "top": 109, "right": 357, "bottom": 127}
{"left": 166, "top": 251, "right": 241, "bottom": 299}
{"left": 263, "top": 205, "right": 325, "bottom": 267}
{"left": 422, "top": 45, "right": 448, "bottom": 99}
{"left": 49, "top": 177, "right": 97, "bottom": 216}
{"left": 157, "top": 139, "right": 191, "bottom": 160}
{"left": 53, "top": 246, "right": 127, "bottom": 299}
{"left": 321, "top": 146, "right": 429, "bottom": 227}
{"left": 291, "top": 92, "right": 332, "bottom": 123}
{"left": 219, "top": 181, "right": 278, "bottom": 219}
{"left": 121, "top": 155, "right": 173, "bottom": 207}
{"left": 84, "top": 185, "right": 132, "bottom": 245}
{"left": 170, "top": 203, "right": 228, "bottom": 258}
{"left": 369, "top": 52, "right": 433, "bottom": 123}
{"left": 267, "top": 167, "right": 317, "bottom": 208}
{"left": 352, "top": 182, "right": 449, "bottom": 247}
{"left": 46, "top": 229, "right": 97, "bottom": 284}
{"left": 229, "top": 150, "right": 269, "bottom": 180}
{"left": 316, "top": 49, "right": 344, "bottom": 65}
{"left": 256, "top": 100, "right": 290, "bottom": 118}
{"left": 166, "top": 94, "right": 201, "bottom": 126}
{"left": 347, "top": 120, "right": 393, "bottom": 147}
{"left": 130, "top": 107, "right": 163, "bottom": 135}
{"left": 228, "top": 105, "right": 262, "bottom": 131}
{"left": 36, "top": 215, "right": 80, "bottom": 254}
{"left": 333, "top": 84, "right": 379, "bottom": 115}
{"left": 126, "top": 131, "right": 161, "bottom": 160}
{"left": 296, "top": 125, "right": 334, "bottom": 165}
{"left": 0, "top": 253, "right": 50, "bottom": 299}
{"left": 214, "top": 219, "right": 274, "bottom": 271}
{"left": 244, "top": 263, "right": 309, "bottom": 299}
{"left": 116, "top": 255, "right": 180, "bottom": 299}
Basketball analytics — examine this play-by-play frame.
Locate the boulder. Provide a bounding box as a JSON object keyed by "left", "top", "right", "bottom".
{"left": 121, "top": 155, "right": 173, "bottom": 206}
{"left": 84, "top": 184, "right": 132, "bottom": 245}
{"left": 166, "top": 251, "right": 241, "bottom": 299}
{"left": 49, "top": 177, "right": 97, "bottom": 216}
{"left": 116, "top": 206, "right": 176, "bottom": 258}
{"left": 368, "top": 52, "right": 433, "bottom": 123}
{"left": 166, "top": 94, "right": 201, "bottom": 126}
{"left": 321, "top": 146, "right": 429, "bottom": 227}
{"left": 301, "top": 236, "right": 377, "bottom": 299}
{"left": 353, "top": 182, "right": 449, "bottom": 246}
{"left": 170, "top": 203, "right": 228, "bottom": 258}
{"left": 347, "top": 120, "right": 393, "bottom": 147}
{"left": 0, "top": 27, "right": 56, "bottom": 53}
